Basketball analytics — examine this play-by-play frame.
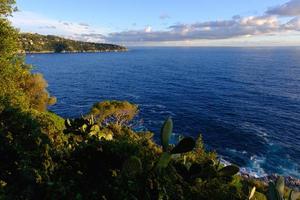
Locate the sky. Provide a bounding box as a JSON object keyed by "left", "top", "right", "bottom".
{"left": 9, "top": 0, "right": 300, "bottom": 46}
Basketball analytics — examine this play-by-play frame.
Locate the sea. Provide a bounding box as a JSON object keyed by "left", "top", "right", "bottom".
{"left": 26, "top": 47, "right": 300, "bottom": 178}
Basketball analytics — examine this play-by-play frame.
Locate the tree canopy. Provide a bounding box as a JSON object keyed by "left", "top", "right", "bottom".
{"left": 89, "top": 100, "right": 138, "bottom": 127}
{"left": 0, "top": 0, "right": 55, "bottom": 111}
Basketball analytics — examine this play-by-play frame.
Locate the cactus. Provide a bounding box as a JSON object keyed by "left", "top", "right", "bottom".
{"left": 218, "top": 165, "right": 239, "bottom": 177}
{"left": 156, "top": 117, "right": 196, "bottom": 171}
{"left": 156, "top": 152, "right": 172, "bottom": 171}
{"left": 88, "top": 114, "right": 95, "bottom": 125}
{"left": 170, "top": 137, "right": 196, "bottom": 154}
{"left": 122, "top": 156, "right": 142, "bottom": 177}
{"left": 79, "top": 124, "right": 87, "bottom": 132}
{"left": 289, "top": 190, "right": 300, "bottom": 200}
{"left": 64, "top": 116, "right": 113, "bottom": 140}
{"left": 186, "top": 162, "right": 239, "bottom": 180}
{"left": 88, "top": 124, "right": 100, "bottom": 136}
{"left": 276, "top": 176, "right": 285, "bottom": 199}
{"left": 267, "top": 176, "right": 300, "bottom": 200}
{"left": 249, "top": 186, "right": 256, "bottom": 200}
{"left": 65, "top": 118, "right": 72, "bottom": 128}
{"left": 161, "top": 117, "right": 173, "bottom": 152}
{"left": 268, "top": 182, "right": 280, "bottom": 200}
{"left": 157, "top": 117, "right": 240, "bottom": 181}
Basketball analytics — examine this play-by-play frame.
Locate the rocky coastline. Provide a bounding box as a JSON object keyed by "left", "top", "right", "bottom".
{"left": 241, "top": 172, "right": 300, "bottom": 190}
{"left": 23, "top": 49, "right": 128, "bottom": 54}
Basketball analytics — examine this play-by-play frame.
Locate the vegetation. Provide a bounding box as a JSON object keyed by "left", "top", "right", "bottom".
{"left": 0, "top": 1, "right": 299, "bottom": 199}
{"left": 266, "top": 177, "right": 300, "bottom": 200}
{"left": 0, "top": 0, "right": 55, "bottom": 111}
{"left": 20, "top": 33, "right": 127, "bottom": 53}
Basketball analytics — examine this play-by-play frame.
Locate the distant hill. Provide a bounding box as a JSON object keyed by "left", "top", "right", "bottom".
{"left": 20, "top": 33, "right": 127, "bottom": 53}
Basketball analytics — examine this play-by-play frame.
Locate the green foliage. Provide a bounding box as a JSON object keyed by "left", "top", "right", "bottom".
{"left": 0, "top": 0, "right": 16, "bottom": 16}
{"left": 0, "top": 106, "right": 62, "bottom": 199}
{"left": 254, "top": 191, "right": 268, "bottom": 200}
{"left": 64, "top": 115, "right": 114, "bottom": 141}
{"left": 88, "top": 100, "right": 138, "bottom": 132}
{"left": 122, "top": 156, "right": 143, "bottom": 177}
{"left": 0, "top": 15, "right": 19, "bottom": 60}
{"left": 0, "top": 1, "right": 55, "bottom": 112}
{"left": 20, "top": 33, "right": 127, "bottom": 53}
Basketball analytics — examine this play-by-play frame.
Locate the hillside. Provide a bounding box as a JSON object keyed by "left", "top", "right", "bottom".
{"left": 19, "top": 33, "right": 127, "bottom": 53}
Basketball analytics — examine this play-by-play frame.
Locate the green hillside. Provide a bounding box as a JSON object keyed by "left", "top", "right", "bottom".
{"left": 20, "top": 33, "right": 127, "bottom": 53}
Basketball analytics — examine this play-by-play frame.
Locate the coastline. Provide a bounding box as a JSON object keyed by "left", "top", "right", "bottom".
{"left": 241, "top": 172, "right": 300, "bottom": 190}
{"left": 22, "top": 49, "right": 128, "bottom": 54}
{"left": 219, "top": 158, "right": 300, "bottom": 190}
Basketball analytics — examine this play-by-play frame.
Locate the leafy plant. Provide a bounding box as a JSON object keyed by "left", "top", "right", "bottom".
{"left": 64, "top": 115, "right": 113, "bottom": 141}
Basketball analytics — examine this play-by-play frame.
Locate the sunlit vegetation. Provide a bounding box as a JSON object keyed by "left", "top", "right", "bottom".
{"left": 20, "top": 33, "right": 127, "bottom": 53}
{"left": 0, "top": 1, "right": 299, "bottom": 199}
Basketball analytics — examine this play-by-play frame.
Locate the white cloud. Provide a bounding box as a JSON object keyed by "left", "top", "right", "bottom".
{"left": 266, "top": 0, "right": 300, "bottom": 16}
{"left": 9, "top": 11, "right": 108, "bottom": 42}
{"left": 284, "top": 17, "right": 300, "bottom": 30}
{"left": 144, "top": 26, "right": 152, "bottom": 33}
{"left": 105, "top": 15, "right": 285, "bottom": 43}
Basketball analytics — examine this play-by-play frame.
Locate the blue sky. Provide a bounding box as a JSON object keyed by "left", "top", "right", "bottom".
{"left": 10, "top": 0, "right": 300, "bottom": 46}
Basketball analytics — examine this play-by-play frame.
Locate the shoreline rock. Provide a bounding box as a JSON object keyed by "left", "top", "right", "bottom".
{"left": 241, "top": 172, "right": 300, "bottom": 190}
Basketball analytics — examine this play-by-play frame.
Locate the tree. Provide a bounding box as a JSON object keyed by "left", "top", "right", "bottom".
{"left": 0, "top": 0, "right": 55, "bottom": 111}
{"left": 0, "top": 0, "right": 16, "bottom": 16}
{"left": 88, "top": 100, "right": 138, "bottom": 128}
{"left": 53, "top": 42, "right": 67, "bottom": 53}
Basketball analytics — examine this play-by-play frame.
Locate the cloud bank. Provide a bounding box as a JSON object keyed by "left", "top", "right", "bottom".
{"left": 103, "top": 0, "right": 300, "bottom": 43}
{"left": 105, "top": 15, "right": 300, "bottom": 43}
{"left": 266, "top": 0, "right": 300, "bottom": 16}
{"left": 10, "top": 11, "right": 107, "bottom": 43}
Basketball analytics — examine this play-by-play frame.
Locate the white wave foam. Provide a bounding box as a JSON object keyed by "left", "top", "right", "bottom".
{"left": 241, "top": 155, "right": 268, "bottom": 178}
{"left": 219, "top": 155, "right": 267, "bottom": 178}
{"left": 226, "top": 148, "right": 247, "bottom": 155}
{"left": 141, "top": 103, "right": 167, "bottom": 109}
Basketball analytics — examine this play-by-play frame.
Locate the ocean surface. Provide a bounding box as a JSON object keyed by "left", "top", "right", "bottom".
{"left": 26, "top": 47, "right": 300, "bottom": 178}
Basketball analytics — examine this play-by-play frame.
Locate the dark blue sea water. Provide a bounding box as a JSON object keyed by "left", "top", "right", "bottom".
{"left": 26, "top": 47, "right": 300, "bottom": 178}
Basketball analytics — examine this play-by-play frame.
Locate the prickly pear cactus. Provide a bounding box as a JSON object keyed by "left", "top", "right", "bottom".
{"left": 122, "top": 156, "right": 142, "bottom": 177}
{"left": 218, "top": 165, "right": 239, "bottom": 177}
{"left": 170, "top": 137, "right": 195, "bottom": 154}
{"left": 160, "top": 117, "right": 173, "bottom": 152}
{"left": 156, "top": 152, "right": 172, "bottom": 173}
